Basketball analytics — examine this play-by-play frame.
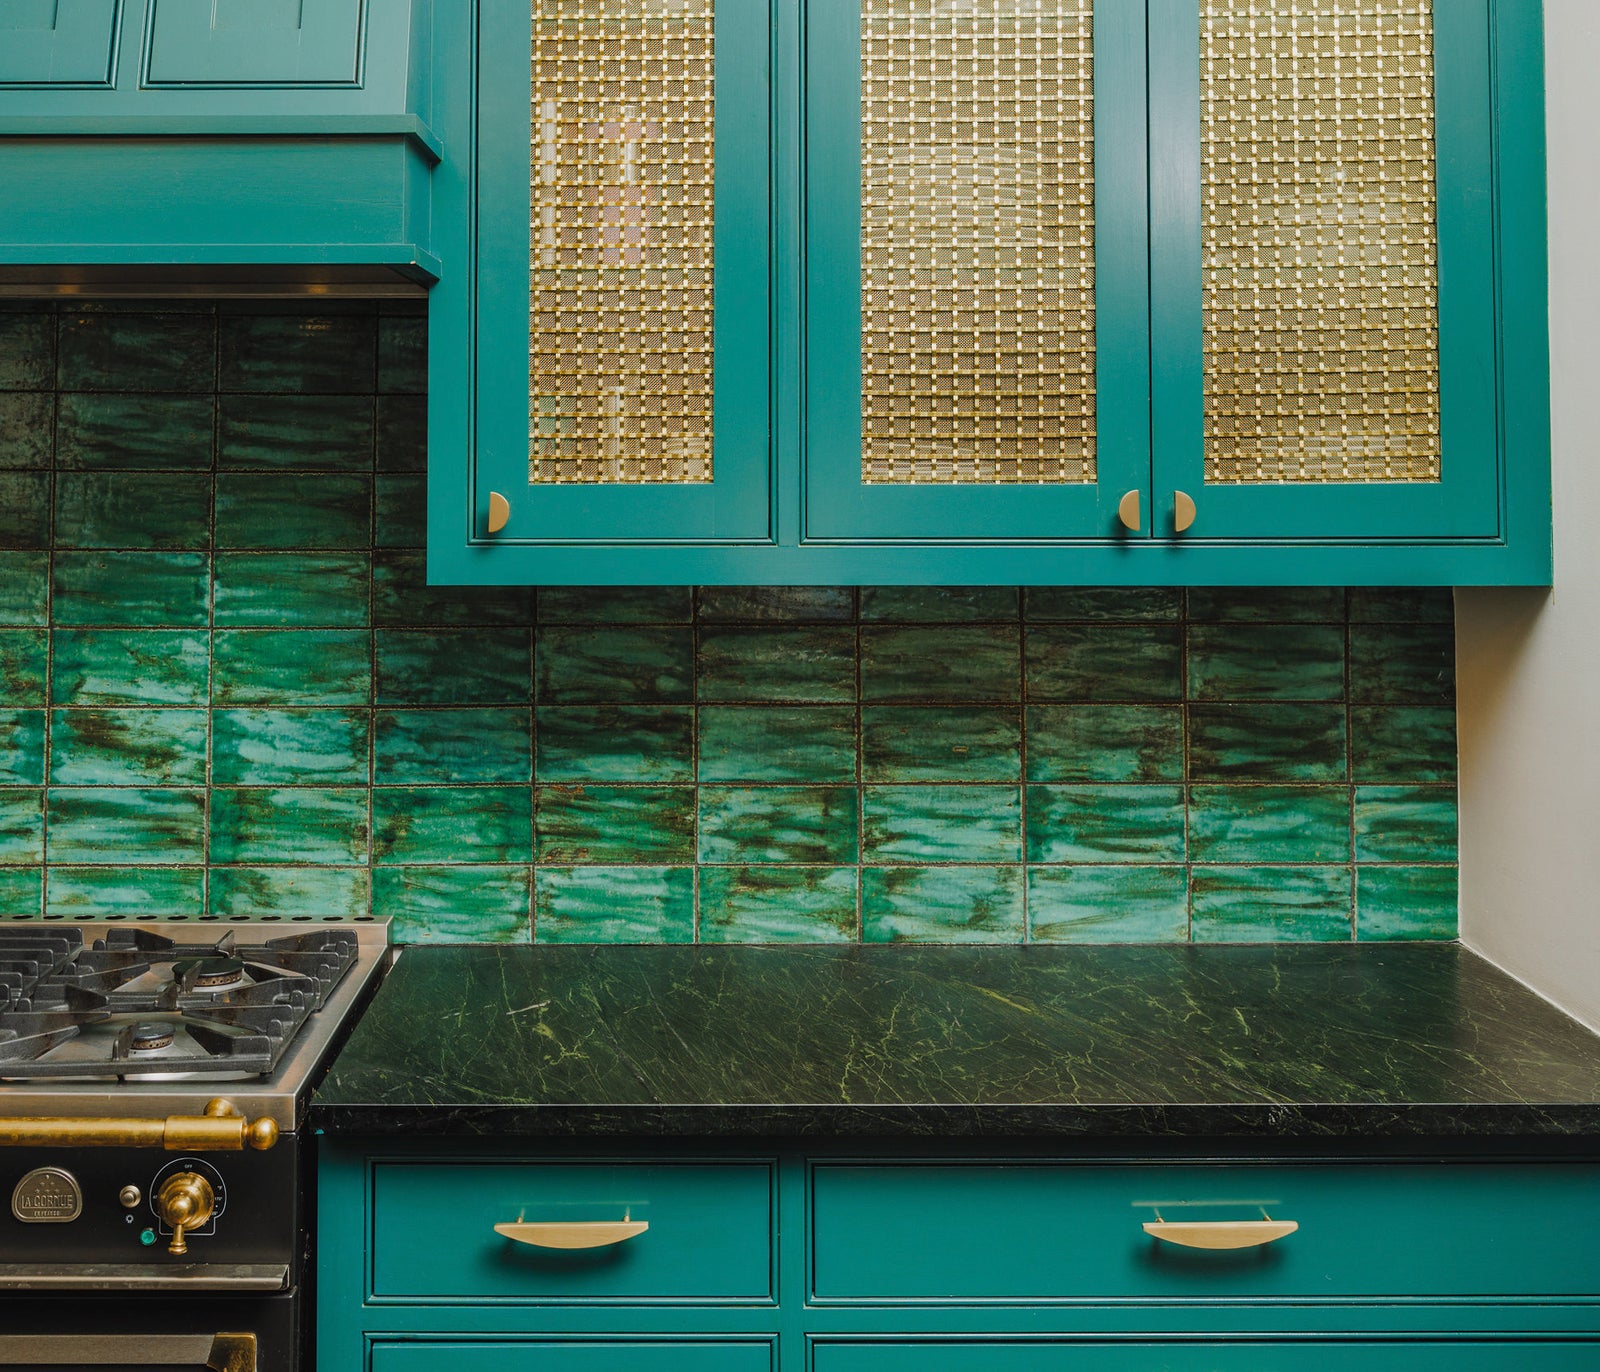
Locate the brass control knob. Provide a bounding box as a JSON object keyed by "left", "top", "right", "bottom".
{"left": 155, "top": 1172, "right": 215, "bottom": 1256}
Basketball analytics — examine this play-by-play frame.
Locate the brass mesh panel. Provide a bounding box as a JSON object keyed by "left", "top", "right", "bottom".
{"left": 1201, "top": 0, "right": 1441, "bottom": 484}
{"left": 860, "top": 0, "right": 1096, "bottom": 485}
{"left": 529, "top": 0, "right": 714, "bottom": 485}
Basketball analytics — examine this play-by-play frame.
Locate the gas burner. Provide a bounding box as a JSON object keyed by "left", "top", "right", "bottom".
{"left": 126, "top": 1021, "right": 176, "bottom": 1053}
{"left": 174, "top": 955, "right": 249, "bottom": 992}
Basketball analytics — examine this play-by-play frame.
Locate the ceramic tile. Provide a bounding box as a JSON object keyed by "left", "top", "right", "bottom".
{"left": 0, "top": 393, "right": 52, "bottom": 468}
{"left": 1188, "top": 704, "right": 1348, "bottom": 782}
{"left": 212, "top": 708, "right": 370, "bottom": 786}
{"left": 376, "top": 394, "right": 427, "bottom": 471}
{"left": 373, "top": 474, "right": 426, "bottom": 549}
{"left": 0, "top": 631, "right": 47, "bottom": 707}
{"left": 376, "top": 708, "right": 532, "bottom": 786}
{"left": 0, "top": 867, "right": 42, "bottom": 915}
{"left": 377, "top": 628, "right": 532, "bottom": 705}
{"left": 215, "top": 472, "right": 371, "bottom": 550}
{"left": 1349, "top": 587, "right": 1454, "bottom": 623}
{"left": 696, "top": 586, "right": 854, "bottom": 622}
{"left": 1025, "top": 704, "right": 1183, "bottom": 783}
{"left": 1025, "top": 785, "right": 1187, "bottom": 863}
{"left": 372, "top": 785, "right": 533, "bottom": 865}
{"left": 862, "top": 866, "right": 1025, "bottom": 943}
{"left": 0, "top": 552, "right": 47, "bottom": 626}
{"left": 1024, "top": 588, "right": 1183, "bottom": 622}
{"left": 1188, "top": 624, "right": 1345, "bottom": 701}
{"left": 862, "top": 785, "right": 1022, "bottom": 863}
{"left": 1187, "top": 785, "right": 1351, "bottom": 864}
{"left": 378, "top": 314, "right": 427, "bottom": 394}
{"left": 45, "top": 865, "right": 204, "bottom": 917}
{"left": 51, "top": 630, "right": 208, "bottom": 705}
{"left": 373, "top": 865, "right": 531, "bottom": 943}
{"left": 53, "top": 472, "right": 210, "bottom": 549}
{"left": 210, "top": 865, "right": 371, "bottom": 920}
{"left": 0, "top": 788, "right": 43, "bottom": 864}
{"left": 536, "top": 626, "right": 694, "bottom": 703}
{"left": 49, "top": 708, "right": 208, "bottom": 786}
{"left": 1350, "top": 705, "right": 1457, "bottom": 783}
{"left": 210, "top": 787, "right": 369, "bottom": 865}
{"left": 57, "top": 311, "right": 214, "bottom": 392}
{"left": 1349, "top": 622, "right": 1455, "bottom": 703}
{"left": 212, "top": 629, "right": 371, "bottom": 706}
{"left": 535, "top": 866, "right": 694, "bottom": 943}
{"left": 52, "top": 552, "right": 210, "bottom": 626}
{"left": 535, "top": 785, "right": 695, "bottom": 863}
{"left": 0, "top": 711, "right": 44, "bottom": 786}
{"left": 0, "top": 311, "right": 53, "bottom": 389}
{"left": 372, "top": 550, "right": 533, "bottom": 625}
{"left": 218, "top": 394, "right": 374, "bottom": 470}
{"left": 697, "top": 627, "right": 855, "bottom": 703}
{"left": 535, "top": 705, "right": 692, "bottom": 783}
{"left": 1191, "top": 868, "right": 1353, "bottom": 942}
{"left": 1186, "top": 588, "right": 1347, "bottom": 622}
{"left": 698, "top": 785, "right": 858, "bottom": 864}
{"left": 1025, "top": 624, "right": 1182, "bottom": 701}
{"left": 537, "top": 587, "right": 693, "bottom": 623}
{"left": 698, "top": 705, "right": 856, "bottom": 783}
{"left": 698, "top": 866, "right": 857, "bottom": 942}
{"left": 55, "top": 393, "right": 214, "bottom": 468}
{"left": 46, "top": 787, "right": 206, "bottom": 863}
{"left": 860, "top": 586, "right": 1019, "bottom": 621}
{"left": 213, "top": 552, "right": 372, "bottom": 627}
{"left": 1028, "top": 866, "right": 1190, "bottom": 943}
{"left": 0, "top": 472, "right": 50, "bottom": 548}
{"left": 1356, "top": 865, "right": 1458, "bottom": 940}
{"left": 862, "top": 705, "right": 1020, "bottom": 782}
{"left": 1354, "top": 786, "right": 1458, "bottom": 863}
{"left": 861, "top": 625, "right": 1020, "bottom": 702}
{"left": 218, "top": 312, "right": 375, "bottom": 393}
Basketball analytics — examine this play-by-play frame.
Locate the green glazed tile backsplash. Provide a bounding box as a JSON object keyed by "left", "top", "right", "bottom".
{"left": 0, "top": 302, "right": 1460, "bottom": 944}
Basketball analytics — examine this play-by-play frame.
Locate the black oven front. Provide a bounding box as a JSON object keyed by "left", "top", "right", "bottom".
{"left": 0, "top": 1292, "right": 294, "bottom": 1371}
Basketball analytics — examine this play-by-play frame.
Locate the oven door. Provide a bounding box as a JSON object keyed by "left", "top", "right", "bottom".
{"left": 0, "top": 1292, "right": 294, "bottom": 1372}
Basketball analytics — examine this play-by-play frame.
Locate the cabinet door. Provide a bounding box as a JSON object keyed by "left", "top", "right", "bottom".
{"left": 0, "top": 0, "right": 119, "bottom": 86}
{"left": 374, "top": 1342, "right": 772, "bottom": 1372}
{"left": 1147, "top": 0, "right": 1500, "bottom": 543}
{"left": 469, "top": 0, "right": 772, "bottom": 547}
{"left": 814, "top": 1343, "right": 1600, "bottom": 1372}
{"left": 804, "top": 0, "right": 1150, "bottom": 543}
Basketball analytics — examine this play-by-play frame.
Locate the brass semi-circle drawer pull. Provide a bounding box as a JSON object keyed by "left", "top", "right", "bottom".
{"left": 1143, "top": 1218, "right": 1298, "bottom": 1250}
{"left": 494, "top": 1220, "right": 649, "bottom": 1250}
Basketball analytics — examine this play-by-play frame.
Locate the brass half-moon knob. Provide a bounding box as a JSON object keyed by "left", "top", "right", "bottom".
{"left": 1117, "top": 489, "right": 1141, "bottom": 532}
{"left": 156, "top": 1172, "right": 215, "bottom": 1256}
{"left": 487, "top": 492, "right": 511, "bottom": 534}
{"left": 1174, "top": 490, "right": 1197, "bottom": 533}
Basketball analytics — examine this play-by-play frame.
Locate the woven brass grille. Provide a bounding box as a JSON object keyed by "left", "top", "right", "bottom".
{"left": 1201, "top": 0, "right": 1441, "bottom": 484}
{"left": 528, "top": 0, "right": 714, "bottom": 485}
{"left": 860, "top": 0, "right": 1096, "bottom": 485}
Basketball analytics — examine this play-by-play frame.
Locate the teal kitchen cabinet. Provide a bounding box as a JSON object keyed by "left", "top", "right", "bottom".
{"left": 0, "top": 0, "right": 438, "bottom": 285}
{"left": 316, "top": 1143, "right": 1600, "bottom": 1372}
{"left": 427, "top": 0, "right": 1550, "bottom": 586}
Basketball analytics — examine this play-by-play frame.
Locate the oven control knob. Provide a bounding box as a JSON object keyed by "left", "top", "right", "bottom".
{"left": 155, "top": 1172, "right": 215, "bottom": 1256}
{"left": 119, "top": 1185, "right": 142, "bottom": 1209}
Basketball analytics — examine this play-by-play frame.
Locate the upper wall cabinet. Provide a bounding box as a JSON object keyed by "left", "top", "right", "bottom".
{"left": 0, "top": 0, "right": 439, "bottom": 287}
{"left": 427, "top": 0, "right": 1550, "bottom": 586}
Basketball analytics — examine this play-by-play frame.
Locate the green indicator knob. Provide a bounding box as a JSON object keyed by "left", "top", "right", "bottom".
{"left": 139, "top": 1228, "right": 157, "bottom": 1247}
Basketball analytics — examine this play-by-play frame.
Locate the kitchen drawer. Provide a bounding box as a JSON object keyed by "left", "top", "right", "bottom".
{"left": 810, "top": 1161, "right": 1600, "bottom": 1303}
{"left": 145, "top": 0, "right": 364, "bottom": 86}
{"left": 0, "top": 0, "right": 119, "bottom": 86}
{"left": 371, "top": 1159, "right": 774, "bottom": 1303}
{"left": 812, "top": 1342, "right": 1600, "bottom": 1372}
{"left": 373, "top": 1341, "right": 773, "bottom": 1372}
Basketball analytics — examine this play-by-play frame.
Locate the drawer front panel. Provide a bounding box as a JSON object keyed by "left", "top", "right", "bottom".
{"left": 811, "top": 1162, "right": 1600, "bottom": 1302}
{"left": 814, "top": 1342, "right": 1600, "bottom": 1372}
{"left": 145, "top": 0, "right": 363, "bottom": 86}
{"left": 0, "top": 0, "right": 119, "bottom": 86}
{"left": 374, "top": 1341, "right": 773, "bottom": 1372}
{"left": 372, "top": 1160, "right": 774, "bottom": 1303}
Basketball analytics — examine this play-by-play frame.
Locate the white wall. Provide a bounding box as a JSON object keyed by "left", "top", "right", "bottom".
{"left": 1456, "top": 0, "right": 1600, "bottom": 1030}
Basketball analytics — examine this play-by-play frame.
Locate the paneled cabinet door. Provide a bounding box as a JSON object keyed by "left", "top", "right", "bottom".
{"left": 468, "top": 0, "right": 772, "bottom": 547}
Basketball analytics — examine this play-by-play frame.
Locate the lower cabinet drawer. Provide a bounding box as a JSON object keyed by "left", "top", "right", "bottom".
{"left": 371, "top": 1160, "right": 774, "bottom": 1302}
{"left": 812, "top": 1342, "right": 1600, "bottom": 1372}
{"left": 810, "top": 1161, "right": 1600, "bottom": 1302}
{"left": 373, "top": 1341, "right": 773, "bottom": 1372}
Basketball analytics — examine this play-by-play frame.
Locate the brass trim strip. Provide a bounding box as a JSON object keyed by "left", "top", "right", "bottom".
{"left": 0, "top": 1263, "right": 289, "bottom": 1292}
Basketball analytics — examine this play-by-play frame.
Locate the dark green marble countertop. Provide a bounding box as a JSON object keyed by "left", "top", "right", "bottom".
{"left": 311, "top": 944, "right": 1600, "bottom": 1140}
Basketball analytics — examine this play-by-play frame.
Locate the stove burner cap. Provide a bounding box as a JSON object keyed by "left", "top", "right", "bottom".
{"left": 174, "top": 956, "right": 247, "bottom": 990}
{"left": 128, "top": 1022, "right": 175, "bottom": 1053}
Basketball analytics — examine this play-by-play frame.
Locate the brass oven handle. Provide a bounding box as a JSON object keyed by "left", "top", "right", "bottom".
{"left": 1143, "top": 1218, "right": 1298, "bottom": 1250}
{"left": 0, "top": 1097, "right": 279, "bottom": 1152}
{"left": 495, "top": 1219, "right": 649, "bottom": 1250}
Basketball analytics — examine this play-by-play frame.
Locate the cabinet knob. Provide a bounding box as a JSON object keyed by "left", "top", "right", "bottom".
{"left": 1174, "top": 490, "right": 1197, "bottom": 533}
{"left": 487, "top": 492, "right": 511, "bottom": 535}
{"left": 1117, "top": 489, "right": 1141, "bottom": 532}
